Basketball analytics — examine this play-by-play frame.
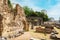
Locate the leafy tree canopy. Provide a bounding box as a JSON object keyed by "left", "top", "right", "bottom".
{"left": 23, "top": 6, "right": 50, "bottom": 21}
{"left": 8, "top": 0, "right": 12, "bottom": 8}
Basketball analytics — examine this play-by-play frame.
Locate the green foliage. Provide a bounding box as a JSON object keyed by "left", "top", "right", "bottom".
{"left": 8, "top": 0, "right": 12, "bottom": 8}
{"left": 23, "top": 6, "right": 50, "bottom": 21}
{"left": 40, "top": 12, "right": 49, "bottom": 21}
{"left": 23, "top": 6, "right": 31, "bottom": 16}
{"left": 35, "top": 11, "right": 49, "bottom": 21}
{"left": 23, "top": 6, "right": 38, "bottom": 17}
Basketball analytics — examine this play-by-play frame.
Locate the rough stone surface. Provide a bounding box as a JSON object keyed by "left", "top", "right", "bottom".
{"left": 0, "top": 0, "right": 29, "bottom": 39}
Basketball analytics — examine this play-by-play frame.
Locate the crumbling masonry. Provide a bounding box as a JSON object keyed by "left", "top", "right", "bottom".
{"left": 0, "top": 0, "right": 29, "bottom": 38}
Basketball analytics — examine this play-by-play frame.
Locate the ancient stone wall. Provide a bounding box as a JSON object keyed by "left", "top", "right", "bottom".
{"left": 15, "top": 4, "right": 29, "bottom": 31}
{"left": 0, "top": 0, "right": 29, "bottom": 39}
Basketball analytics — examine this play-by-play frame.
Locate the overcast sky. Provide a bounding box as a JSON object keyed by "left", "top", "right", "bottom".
{"left": 10, "top": 0, "right": 60, "bottom": 20}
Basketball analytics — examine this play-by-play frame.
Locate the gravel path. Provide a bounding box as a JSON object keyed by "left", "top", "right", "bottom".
{"left": 7, "top": 27, "right": 60, "bottom": 40}
{"left": 8, "top": 32, "right": 32, "bottom": 40}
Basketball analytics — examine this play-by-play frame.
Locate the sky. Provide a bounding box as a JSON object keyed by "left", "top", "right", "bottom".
{"left": 10, "top": 0, "right": 60, "bottom": 20}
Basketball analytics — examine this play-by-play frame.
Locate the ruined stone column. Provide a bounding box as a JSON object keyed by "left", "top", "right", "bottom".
{"left": 0, "top": 0, "right": 3, "bottom": 36}
{"left": 0, "top": 14, "right": 3, "bottom": 36}
{"left": 15, "top": 4, "right": 29, "bottom": 31}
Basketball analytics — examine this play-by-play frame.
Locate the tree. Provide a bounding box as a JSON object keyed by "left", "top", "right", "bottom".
{"left": 8, "top": 0, "right": 12, "bottom": 8}
{"left": 23, "top": 6, "right": 37, "bottom": 17}
{"left": 49, "top": 17, "right": 54, "bottom": 21}
{"left": 23, "top": 6, "right": 50, "bottom": 21}
{"left": 23, "top": 6, "right": 31, "bottom": 16}
{"left": 40, "top": 10, "right": 49, "bottom": 21}
{"left": 35, "top": 10, "right": 49, "bottom": 21}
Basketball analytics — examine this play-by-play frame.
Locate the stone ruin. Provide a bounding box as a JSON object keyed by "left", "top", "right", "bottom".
{"left": 0, "top": 0, "right": 29, "bottom": 39}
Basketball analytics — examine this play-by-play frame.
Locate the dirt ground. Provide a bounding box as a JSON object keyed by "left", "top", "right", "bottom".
{"left": 8, "top": 26, "right": 60, "bottom": 40}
